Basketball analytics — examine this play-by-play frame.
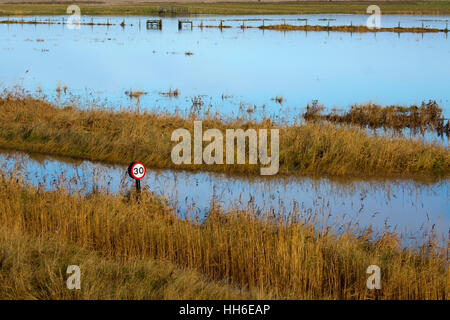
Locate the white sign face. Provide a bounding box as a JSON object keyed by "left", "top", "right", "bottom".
{"left": 130, "top": 162, "right": 146, "bottom": 180}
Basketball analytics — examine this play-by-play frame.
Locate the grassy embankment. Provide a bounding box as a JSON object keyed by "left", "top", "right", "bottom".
{"left": 0, "top": 95, "right": 448, "bottom": 178}
{"left": 0, "top": 2, "right": 449, "bottom": 16}
{"left": 0, "top": 170, "right": 448, "bottom": 299}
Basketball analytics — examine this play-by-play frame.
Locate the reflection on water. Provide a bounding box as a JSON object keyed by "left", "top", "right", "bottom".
{"left": 1, "top": 14, "right": 449, "bottom": 121}
{"left": 0, "top": 150, "right": 448, "bottom": 247}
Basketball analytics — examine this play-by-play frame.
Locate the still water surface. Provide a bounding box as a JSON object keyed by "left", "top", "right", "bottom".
{"left": 1, "top": 14, "right": 449, "bottom": 119}
{"left": 1, "top": 150, "right": 448, "bottom": 247}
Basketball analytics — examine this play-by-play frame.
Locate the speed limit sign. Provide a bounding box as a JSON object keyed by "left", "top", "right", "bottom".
{"left": 128, "top": 162, "right": 146, "bottom": 180}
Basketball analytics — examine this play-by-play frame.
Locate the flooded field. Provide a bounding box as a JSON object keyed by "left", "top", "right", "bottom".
{"left": 0, "top": 14, "right": 448, "bottom": 245}
{"left": 1, "top": 150, "right": 447, "bottom": 247}
{"left": 0, "top": 7, "right": 449, "bottom": 300}
{"left": 1, "top": 14, "right": 450, "bottom": 120}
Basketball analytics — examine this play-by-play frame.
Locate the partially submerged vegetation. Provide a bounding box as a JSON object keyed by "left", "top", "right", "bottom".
{"left": 0, "top": 17, "right": 114, "bottom": 26}
{"left": 304, "top": 100, "right": 450, "bottom": 138}
{"left": 1, "top": 2, "right": 449, "bottom": 16}
{"left": 159, "top": 88, "right": 179, "bottom": 98}
{"left": 0, "top": 94, "right": 448, "bottom": 178}
{"left": 2, "top": 16, "right": 447, "bottom": 35}
{"left": 0, "top": 170, "right": 447, "bottom": 299}
{"left": 259, "top": 23, "right": 449, "bottom": 34}
{"left": 125, "top": 90, "right": 146, "bottom": 99}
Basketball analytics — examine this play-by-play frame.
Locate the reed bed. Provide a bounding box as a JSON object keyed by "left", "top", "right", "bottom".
{"left": 0, "top": 226, "right": 257, "bottom": 299}
{"left": 0, "top": 170, "right": 447, "bottom": 299}
{"left": 0, "top": 94, "right": 448, "bottom": 178}
{"left": 304, "top": 100, "right": 450, "bottom": 138}
{"left": 258, "top": 23, "right": 448, "bottom": 34}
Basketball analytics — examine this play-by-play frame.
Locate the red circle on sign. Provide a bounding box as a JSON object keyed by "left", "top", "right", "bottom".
{"left": 130, "top": 162, "right": 146, "bottom": 180}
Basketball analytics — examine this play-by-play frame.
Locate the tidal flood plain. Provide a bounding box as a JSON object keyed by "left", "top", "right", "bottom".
{"left": 1, "top": 14, "right": 449, "bottom": 122}
{"left": 1, "top": 150, "right": 448, "bottom": 247}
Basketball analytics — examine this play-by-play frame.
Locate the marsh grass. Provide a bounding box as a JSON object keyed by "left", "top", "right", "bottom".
{"left": 159, "top": 88, "right": 179, "bottom": 98}
{"left": 0, "top": 169, "right": 447, "bottom": 299}
{"left": 125, "top": 90, "right": 146, "bottom": 99}
{"left": 0, "top": 226, "right": 259, "bottom": 299}
{"left": 304, "top": 100, "right": 450, "bottom": 138}
{"left": 0, "top": 94, "right": 448, "bottom": 178}
{"left": 258, "top": 23, "right": 448, "bottom": 33}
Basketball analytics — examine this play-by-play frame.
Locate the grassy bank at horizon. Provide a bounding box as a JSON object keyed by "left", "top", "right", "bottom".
{"left": 0, "top": 95, "right": 448, "bottom": 179}
{"left": 0, "top": 2, "right": 450, "bottom": 16}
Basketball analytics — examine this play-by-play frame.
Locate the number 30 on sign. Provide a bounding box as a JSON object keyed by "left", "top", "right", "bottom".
{"left": 128, "top": 162, "right": 146, "bottom": 180}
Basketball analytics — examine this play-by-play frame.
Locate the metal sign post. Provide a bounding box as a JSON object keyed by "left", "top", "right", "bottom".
{"left": 127, "top": 162, "right": 146, "bottom": 193}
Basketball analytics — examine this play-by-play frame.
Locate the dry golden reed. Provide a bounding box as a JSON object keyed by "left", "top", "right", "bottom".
{"left": 303, "top": 100, "right": 450, "bottom": 138}
{"left": 258, "top": 23, "right": 448, "bottom": 34}
{"left": 0, "top": 170, "right": 447, "bottom": 299}
{"left": 0, "top": 226, "right": 259, "bottom": 299}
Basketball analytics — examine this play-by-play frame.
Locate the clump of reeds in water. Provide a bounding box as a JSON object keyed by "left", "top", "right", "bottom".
{"left": 125, "top": 90, "right": 146, "bottom": 99}
{"left": 303, "top": 100, "right": 450, "bottom": 138}
{"left": 258, "top": 23, "right": 449, "bottom": 34}
{"left": 159, "top": 88, "right": 179, "bottom": 98}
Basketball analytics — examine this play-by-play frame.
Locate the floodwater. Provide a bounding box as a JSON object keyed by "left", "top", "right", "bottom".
{"left": 0, "top": 14, "right": 449, "bottom": 120}
{"left": 1, "top": 150, "right": 448, "bottom": 247}
{"left": 0, "top": 14, "right": 448, "bottom": 246}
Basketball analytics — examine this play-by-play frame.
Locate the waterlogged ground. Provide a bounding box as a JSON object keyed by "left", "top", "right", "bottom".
{"left": 0, "top": 14, "right": 448, "bottom": 247}
{"left": 0, "top": 14, "right": 449, "bottom": 120}
{"left": 1, "top": 150, "right": 448, "bottom": 247}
